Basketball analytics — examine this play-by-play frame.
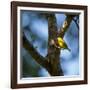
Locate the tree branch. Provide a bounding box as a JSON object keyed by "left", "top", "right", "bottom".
{"left": 72, "top": 18, "right": 79, "bottom": 29}
{"left": 23, "top": 33, "right": 48, "bottom": 69}
{"left": 46, "top": 14, "right": 63, "bottom": 76}
{"left": 48, "top": 14, "right": 58, "bottom": 39}
{"left": 58, "top": 15, "right": 76, "bottom": 38}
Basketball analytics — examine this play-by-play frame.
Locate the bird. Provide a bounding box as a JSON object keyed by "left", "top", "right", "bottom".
{"left": 52, "top": 37, "right": 71, "bottom": 51}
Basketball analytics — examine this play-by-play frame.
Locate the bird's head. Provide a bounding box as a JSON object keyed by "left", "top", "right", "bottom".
{"left": 57, "top": 37, "right": 63, "bottom": 43}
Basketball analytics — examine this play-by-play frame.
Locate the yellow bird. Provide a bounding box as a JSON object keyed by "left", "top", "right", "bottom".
{"left": 55, "top": 37, "right": 71, "bottom": 51}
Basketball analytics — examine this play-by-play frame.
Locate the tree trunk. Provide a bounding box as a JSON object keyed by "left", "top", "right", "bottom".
{"left": 46, "top": 14, "right": 63, "bottom": 76}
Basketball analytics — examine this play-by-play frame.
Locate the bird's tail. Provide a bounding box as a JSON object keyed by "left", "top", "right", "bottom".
{"left": 67, "top": 48, "right": 71, "bottom": 52}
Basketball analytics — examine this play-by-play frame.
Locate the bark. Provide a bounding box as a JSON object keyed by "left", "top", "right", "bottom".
{"left": 46, "top": 14, "right": 63, "bottom": 76}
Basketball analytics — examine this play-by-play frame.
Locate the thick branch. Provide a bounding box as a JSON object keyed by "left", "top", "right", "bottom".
{"left": 47, "top": 14, "right": 63, "bottom": 76}
{"left": 23, "top": 33, "right": 48, "bottom": 69}
{"left": 48, "top": 14, "right": 58, "bottom": 39}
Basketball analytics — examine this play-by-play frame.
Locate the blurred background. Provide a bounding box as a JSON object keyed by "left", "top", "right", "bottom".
{"left": 21, "top": 10, "right": 79, "bottom": 77}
